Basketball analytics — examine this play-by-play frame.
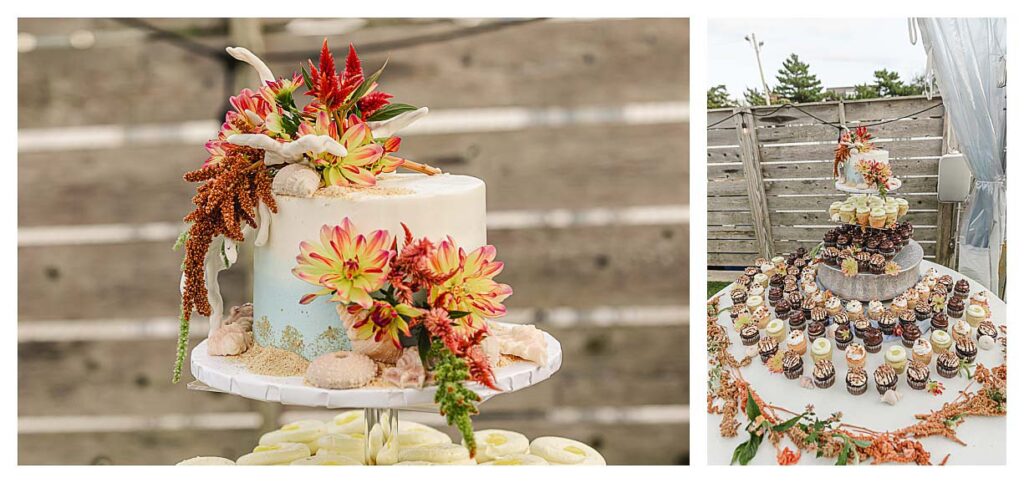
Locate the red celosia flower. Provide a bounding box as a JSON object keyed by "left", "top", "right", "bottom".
{"left": 306, "top": 40, "right": 351, "bottom": 111}
{"left": 358, "top": 91, "right": 393, "bottom": 118}
{"left": 777, "top": 446, "right": 801, "bottom": 465}
{"left": 464, "top": 344, "right": 500, "bottom": 390}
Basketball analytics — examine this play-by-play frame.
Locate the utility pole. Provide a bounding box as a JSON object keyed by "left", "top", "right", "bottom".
{"left": 744, "top": 32, "right": 772, "bottom": 105}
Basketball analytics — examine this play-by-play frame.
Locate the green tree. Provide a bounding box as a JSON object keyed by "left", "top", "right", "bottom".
{"left": 774, "top": 54, "right": 824, "bottom": 103}
{"left": 743, "top": 87, "right": 768, "bottom": 106}
{"left": 707, "top": 85, "right": 734, "bottom": 109}
{"left": 852, "top": 70, "right": 927, "bottom": 99}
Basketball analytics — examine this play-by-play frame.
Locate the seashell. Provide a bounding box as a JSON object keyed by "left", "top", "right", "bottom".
{"left": 272, "top": 164, "right": 321, "bottom": 198}
{"left": 799, "top": 376, "right": 815, "bottom": 389}
{"left": 339, "top": 307, "right": 402, "bottom": 363}
{"left": 826, "top": 325, "right": 838, "bottom": 340}
{"left": 222, "top": 303, "right": 254, "bottom": 331}
{"left": 881, "top": 389, "right": 903, "bottom": 405}
{"left": 487, "top": 322, "right": 548, "bottom": 365}
{"left": 745, "top": 346, "right": 759, "bottom": 358}
{"left": 382, "top": 348, "right": 429, "bottom": 388}
{"left": 978, "top": 335, "right": 996, "bottom": 351}
{"left": 305, "top": 351, "right": 377, "bottom": 389}
{"left": 207, "top": 322, "right": 253, "bottom": 356}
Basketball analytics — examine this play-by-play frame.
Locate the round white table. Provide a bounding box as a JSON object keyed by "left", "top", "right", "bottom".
{"left": 707, "top": 261, "right": 1006, "bottom": 465}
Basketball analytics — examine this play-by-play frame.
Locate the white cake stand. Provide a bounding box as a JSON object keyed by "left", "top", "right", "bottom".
{"left": 189, "top": 323, "right": 562, "bottom": 463}
{"left": 834, "top": 177, "right": 902, "bottom": 194}
{"left": 707, "top": 261, "right": 1007, "bottom": 465}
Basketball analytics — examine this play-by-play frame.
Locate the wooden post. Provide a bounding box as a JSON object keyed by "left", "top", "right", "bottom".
{"left": 733, "top": 108, "right": 775, "bottom": 257}
{"left": 935, "top": 109, "right": 958, "bottom": 269}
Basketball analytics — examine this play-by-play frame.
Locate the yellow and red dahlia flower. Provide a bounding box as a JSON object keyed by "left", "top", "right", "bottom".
{"left": 292, "top": 218, "right": 393, "bottom": 308}
{"left": 427, "top": 237, "right": 513, "bottom": 332}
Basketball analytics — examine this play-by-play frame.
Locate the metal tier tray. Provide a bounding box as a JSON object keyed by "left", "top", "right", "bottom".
{"left": 817, "top": 239, "right": 923, "bottom": 302}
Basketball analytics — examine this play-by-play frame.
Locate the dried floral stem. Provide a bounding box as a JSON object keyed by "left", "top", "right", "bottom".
{"left": 402, "top": 159, "right": 442, "bottom": 175}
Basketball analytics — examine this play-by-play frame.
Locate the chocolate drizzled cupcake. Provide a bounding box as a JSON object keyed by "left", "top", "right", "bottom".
{"left": 874, "top": 364, "right": 897, "bottom": 395}
{"left": 785, "top": 290, "right": 802, "bottom": 307}
{"left": 770, "top": 273, "right": 785, "bottom": 288}
{"left": 730, "top": 304, "right": 748, "bottom": 321}
{"left": 930, "top": 312, "right": 949, "bottom": 333}
{"left": 807, "top": 321, "right": 825, "bottom": 342}
{"left": 855, "top": 251, "right": 872, "bottom": 272}
{"left": 782, "top": 350, "right": 803, "bottom": 380}
{"left": 744, "top": 266, "right": 760, "bottom": 278}
{"left": 789, "top": 310, "right": 806, "bottom": 331}
{"left": 946, "top": 296, "right": 965, "bottom": 318}
{"left": 906, "top": 361, "right": 930, "bottom": 390}
{"left": 774, "top": 299, "right": 791, "bottom": 319}
{"left": 813, "top": 359, "right": 836, "bottom": 389}
{"left": 831, "top": 312, "right": 850, "bottom": 330}
{"left": 730, "top": 287, "right": 748, "bottom": 306}
{"left": 877, "top": 312, "right": 897, "bottom": 336}
{"left": 977, "top": 320, "right": 998, "bottom": 340}
{"left": 938, "top": 274, "right": 954, "bottom": 293}
{"left": 801, "top": 298, "right": 817, "bottom": 319}
{"left": 865, "top": 237, "right": 881, "bottom": 254}
{"left": 863, "top": 328, "right": 883, "bottom": 353}
{"left": 937, "top": 351, "right": 960, "bottom": 378}
{"left": 835, "top": 234, "right": 850, "bottom": 250}
{"left": 879, "top": 239, "right": 896, "bottom": 260}
{"left": 914, "top": 301, "right": 932, "bottom": 322}
{"left": 834, "top": 325, "right": 854, "bottom": 351}
{"left": 898, "top": 310, "right": 917, "bottom": 330}
{"left": 869, "top": 253, "right": 886, "bottom": 274}
{"left": 846, "top": 368, "right": 868, "bottom": 395}
{"left": 954, "top": 278, "right": 971, "bottom": 298}
{"left": 955, "top": 337, "right": 977, "bottom": 363}
{"left": 809, "top": 307, "right": 828, "bottom": 327}
{"left": 902, "top": 324, "right": 922, "bottom": 348}
{"left": 758, "top": 336, "right": 779, "bottom": 363}
{"left": 822, "top": 247, "right": 840, "bottom": 267}
{"left": 740, "top": 325, "right": 760, "bottom": 346}
{"left": 853, "top": 317, "right": 872, "bottom": 339}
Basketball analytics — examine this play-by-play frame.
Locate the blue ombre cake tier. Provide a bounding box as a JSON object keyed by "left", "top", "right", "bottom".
{"left": 253, "top": 173, "right": 487, "bottom": 360}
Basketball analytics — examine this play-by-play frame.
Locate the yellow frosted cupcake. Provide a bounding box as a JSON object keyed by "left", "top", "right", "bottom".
{"left": 884, "top": 204, "right": 898, "bottom": 226}
{"left": 766, "top": 318, "right": 786, "bottom": 342}
{"left": 829, "top": 201, "right": 843, "bottom": 217}
{"left": 931, "top": 330, "right": 953, "bottom": 353}
{"left": 856, "top": 206, "right": 870, "bottom": 226}
{"left": 869, "top": 207, "right": 886, "bottom": 228}
{"left": 810, "top": 337, "right": 833, "bottom": 363}
{"left": 839, "top": 203, "right": 856, "bottom": 223}
{"left": 965, "top": 304, "right": 986, "bottom": 328}
{"left": 884, "top": 345, "right": 908, "bottom": 373}
{"left": 896, "top": 197, "right": 909, "bottom": 217}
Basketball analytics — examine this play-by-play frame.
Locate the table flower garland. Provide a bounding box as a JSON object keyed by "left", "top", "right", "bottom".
{"left": 707, "top": 259, "right": 1007, "bottom": 465}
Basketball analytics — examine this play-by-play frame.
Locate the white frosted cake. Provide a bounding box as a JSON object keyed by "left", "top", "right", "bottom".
{"left": 840, "top": 149, "right": 890, "bottom": 190}
{"left": 253, "top": 173, "right": 487, "bottom": 359}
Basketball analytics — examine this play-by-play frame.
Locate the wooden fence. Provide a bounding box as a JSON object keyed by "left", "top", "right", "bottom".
{"left": 707, "top": 96, "right": 958, "bottom": 273}
{"left": 18, "top": 18, "right": 689, "bottom": 465}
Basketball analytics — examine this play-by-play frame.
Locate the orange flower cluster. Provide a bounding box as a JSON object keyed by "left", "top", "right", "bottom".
{"left": 180, "top": 147, "right": 277, "bottom": 321}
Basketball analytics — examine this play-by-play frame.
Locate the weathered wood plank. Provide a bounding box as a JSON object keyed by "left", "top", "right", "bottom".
{"left": 19, "top": 122, "right": 688, "bottom": 227}
{"left": 748, "top": 96, "right": 943, "bottom": 127}
{"left": 707, "top": 195, "right": 751, "bottom": 210}
{"left": 708, "top": 252, "right": 760, "bottom": 266}
{"left": 19, "top": 19, "right": 689, "bottom": 129}
{"left": 707, "top": 127, "right": 737, "bottom": 147}
{"left": 754, "top": 117, "right": 943, "bottom": 144}
{"left": 707, "top": 211, "right": 753, "bottom": 226}
{"left": 18, "top": 325, "right": 687, "bottom": 417}
{"left": 18, "top": 421, "right": 689, "bottom": 465}
{"left": 709, "top": 157, "right": 940, "bottom": 183}
{"left": 733, "top": 109, "right": 774, "bottom": 256}
{"left": 707, "top": 146, "right": 742, "bottom": 164}
{"left": 759, "top": 138, "right": 943, "bottom": 163}
{"left": 763, "top": 176, "right": 938, "bottom": 195}
{"left": 765, "top": 193, "right": 939, "bottom": 211}
{"left": 769, "top": 210, "right": 938, "bottom": 227}
{"left": 19, "top": 224, "right": 688, "bottom": 321}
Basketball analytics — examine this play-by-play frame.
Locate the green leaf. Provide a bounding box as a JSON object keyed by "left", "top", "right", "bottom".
{"left": 415, "top": 326, "right": 431, "bottom": 369}
{"left": 851, "top": 438, "right": 872, "bottom": 448}
{"left": 772, "top": 413, "right": 804, "bottom": 433}
{"left": 172, "top": 230, "right": 189, "bottom": 251}
{"left": 300, "top": 65, "right": 314, "bottom": 91}
{"left": 745, "top": 390, "right": 761, "bottom": 421}
{"left": 343, "top": 58, "right": 389, "bottom": 110}
{"left": 366, "top": 103, "right": 419, "bottom": 122}
{"left": 731, "top": 433, "right": 763, "bottom": 465}
{"left": 836, "top": 441, "right": 850, "bottom": 465}
{"left": 448, "top": 310, "right": 472, "bottom": 320}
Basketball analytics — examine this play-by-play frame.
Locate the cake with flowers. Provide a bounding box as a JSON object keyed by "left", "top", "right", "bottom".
{"left": 833, "top": 126, "right": 901, "bottom": 193}
{"left": 171, "top": 40, "right": 552, "bottom": 458}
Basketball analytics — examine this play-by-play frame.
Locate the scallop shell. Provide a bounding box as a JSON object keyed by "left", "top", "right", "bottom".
{"left": 304, "top": 351, "right": 377, "bottom": 389}
{"left": 272, "top": 164, "right": 321, "bottom": 198}
{"left": 207, "top": 323, "right": 254, "bottom": 356}
{"left": 880, "top": 389, "right": 903, "bottom": 405}
{"left": 978, "top": 335, "right": 996, "bottom": 351}
{"left": 382, "top": 347, "right": 429, "bottom": 388}
{"left": 799, "top": 376, "right": 815, "bottom": 389}
{"left": 223, "top": 303, "right": 254, "bottom": 331}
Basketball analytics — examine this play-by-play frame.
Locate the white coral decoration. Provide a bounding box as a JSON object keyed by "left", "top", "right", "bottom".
{"left": 488, "top": 322, "right": 548, "bottom": 366}
{"left": 226, "top": 133, "right": 348, "bottom": 168}
{"left": 272, "top": 164, "right": 321, "bottom": 197}
{"left": 365, "top": 106, "right": 429, "bottom": 138}
{"left": 382, "top": 348, "right": 429, "bottom": 389}
{"left": 225, "top": 46, "right": 276, "bottom": 86}
{"left": 881, "top": 389, "right": 903, "bottom": 405}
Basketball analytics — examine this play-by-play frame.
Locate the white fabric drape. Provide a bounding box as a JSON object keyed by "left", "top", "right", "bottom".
{"left": 916, "top": 18, "right": 1006, "bottom": 291}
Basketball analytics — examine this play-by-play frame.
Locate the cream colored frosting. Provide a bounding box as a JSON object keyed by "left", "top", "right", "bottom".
{"left": 931, "top": 330, "right": 951, "bottom": 346}
{"left": 913, "top": 339, "right": 932, "bottom": 356}
{"left": 811, "top": 337, "right": 832, "bottom": 356}
{"left": 766, "top": 319, "right": 785, "bottom": 334}
{"left": 845, "top": 343, "right": 866, "bottom": 361}
{"left": 786, "top": 329, "right": 805, "bottom": 346}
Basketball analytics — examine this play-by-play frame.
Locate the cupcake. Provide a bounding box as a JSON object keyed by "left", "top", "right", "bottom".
{"left": 824, "top": 297, "right": 843, "bottom": 316}
{"left": 912, "top": 338, "right": 933, "bottom": 365}
{"left": 758, "top": 336, "right": 779, "bottom": 363}
{"left": 884, "top": 204, "right": 898, "bottom": 226}
{"left": 856, "top": 205, "right": 870, "bottom": 226}
{"left": 846, "top": 368, "right": 868, "bottom": 395}
{"left": 851, "top": 317, "right": 871, "bottom": 340}
{"left": 845, "top": 300, "right": 864, "bottom": 320}
{"left": 901, "top": 324, "right": 921, "bottom": 348}
{"left": 751, "top": 306, "right": 770, "bottom": 329}
{"left": 863, "top": 328, "right": 883, "bottom": 353}
{"left": 931, "top": 330, "right": 953, "bottom": 353}
{"left": 938, "top": 274, "right": 954, "bottom": 293}
{"left": 876, "top": 312, "right": 897, "bottom": 336}
{"left": 782, "top": 350, "right": 803, "bottom": 380}
{"left": 801, "top": 298, "right": 817, "bottom": 319}
{"left": 809, "top": 307, "right": 828, "bottom": 327}
{"left": 774, "top": 299, "right": 791, "bottom": 319}
{"left": 823, "top": 228, "right": 838, "bottom": 247}
{"left": 813, "top": 359, "right": 836, "bottom": 389}
{"left": 898, "top": 310, "right": 917, "bottom": 331}
{"left": 730, "top": 304, "right": 749, "bottom": 322}
{"left": 865, "top": 237, "right": 880, "bottom": 254}
{"left": 869, "top": 254, "right": 886, "bottom": 274}
{"left": 965, "top": 304, "right": 986, "bottom": 328}
{"left": 834, "top": 326, "right": 854, "bottom": 351}
{"left": 788, "top": 310, "right": 806, "bottom": 332}
{"left": 752, "top": 273, "right": 769, "bottom": 288}
{"left": 955, "top": 337, "right": 977, "bottom": 363}
{"left": 896, "top": 197, "right": 909, "bottom": 217}
{"left": 746, "top": 295, "right": 765, "bottom": 311}
{"left": 936, "top": 351, "right": 960, "bottom": 379}
{"left": 831, "top": 311, "right": 850, "bottom": 330}
{"left": 890, "top": 295, "right": 908, "bottom": 315}
{"left": 845, "top": 343, "right": 867, "bottom": 369}
{"left": 740, "top": 325, "right": 760, "bottom": 346}
{"left": 807, "top": 321, "right": 825, "bottom": 342}
{"left": 822, "top": 247, "right": 840, "bottom": 267}
{"left": 952, "top": 319, "right": 972, "bottom": 341}
{"left": 970, "top": 291, "right": 991, "bottom": 316}
{"left": 874, "top": 364, "right": 898, "bottom": 395}
{"left": 768, "top": 286, "right": 783, "bottom": 304}
{"left": 977, "top": 320, "right": 998, "bottom": 341}
{"left": 855, "top": 252, "right": 872, "bottom": 272}
{"left": 946, "top": 296, "right": 965, "bottom": 318}
{"left": 785, "top": 290, "right": 803, "bottom": 308}
{"left": 810, "top": 337, "right": 833, "bottom": 363}
{"left": 786, "top": 329, "right": 807, "bottom": 355}
{"left": 766, "top": 318, "right": 787, "bottom": 343}
{"left": 884, "top": 345, "right": 908, "bottom": 373}
{"left": 879, "top": 239, "right": 896, "bottom": 260}
{"left": 839, "top": 203, "right": 856, "bottom": 223}
{"left": 914, "top": 301, "right": 932, "bottom": 322}
{"left": 930, "top": 312, "right": 949, "bottom": 333}
{"left": 866, "top": 301, "right": 885, "bottom": 321}
{"left": 906, "top": 361, "right": 930, "bottom": 390}
{"left": 730, "top": 288, "right": 748, "bottom": 305}
{"left": 954, "top": 279, "right": 971, "bottom": 298}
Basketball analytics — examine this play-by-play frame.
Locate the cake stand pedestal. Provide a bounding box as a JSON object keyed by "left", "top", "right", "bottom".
{"left": 707, "top": 261, "right": 1007, "bottom": 465}
{"left": 833, "top": 177, "right": 902, "bottom": 194}
{"left": 188, "top": 324, "right": 562, "bottom": 463}
{"left": 817, "top": 239, "right": 924, "bottom": 302}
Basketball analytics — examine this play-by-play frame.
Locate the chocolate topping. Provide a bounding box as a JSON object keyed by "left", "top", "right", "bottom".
{"left": 874, "top": 364, "right": 896, "bottom": 386}
{"left": 864, "top": 328, "right": 883, "bottom": 346}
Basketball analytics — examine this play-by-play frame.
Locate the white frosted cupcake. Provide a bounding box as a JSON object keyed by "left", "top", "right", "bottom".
{"left": 965, "top": 304, "right": 986, "bottom": 328}
{"left": 810, "top": 337, "right": 833, "bottom": 363}
{"left": 846, "top": 300, "right": 863, "bottom": 319}
{"left": 912, "top": 338, "right": 933, "bottom": 365}
{"left": 465, "top": 429, "right": 530, "bottom": 463}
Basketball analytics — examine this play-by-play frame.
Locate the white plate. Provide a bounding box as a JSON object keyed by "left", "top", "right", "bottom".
{"left": 190, "top": 323, "right": 562, "bottom": 410}
{"left": 834, "top": 177, "right": 902, "bottom": 194}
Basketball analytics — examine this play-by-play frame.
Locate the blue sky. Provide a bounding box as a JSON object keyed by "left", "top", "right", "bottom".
{"left": 709, "top": 18, "right": 928, "bottom": 98}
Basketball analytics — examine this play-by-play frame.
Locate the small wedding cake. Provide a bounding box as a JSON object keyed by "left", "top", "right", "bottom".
{"left": 834, "top": 126, "right": 898, "bottom": 192}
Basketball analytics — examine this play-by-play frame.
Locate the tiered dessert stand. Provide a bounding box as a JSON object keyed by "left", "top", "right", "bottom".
{"left": 188, "top": 323, "right": 562, "bottom": 463}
